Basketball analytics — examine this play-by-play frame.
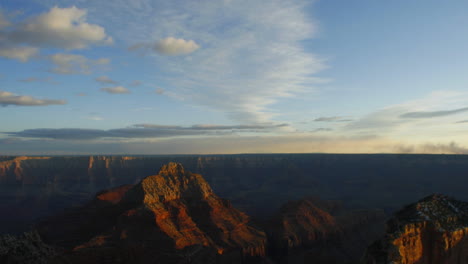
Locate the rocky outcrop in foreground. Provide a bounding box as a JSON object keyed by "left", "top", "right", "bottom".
{"left": 38, "top": 163, "right": 267, "bottom": 264}
{"left": 365, "top": 194, "right": 468, "bottom": 264}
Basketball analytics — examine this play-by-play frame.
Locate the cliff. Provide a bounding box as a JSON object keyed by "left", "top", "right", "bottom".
{"left": 365, "top": 194, "right": 468, "bottom": 264}
{"left": 268, "top": 197, "right": 386, "bottom": 264}
{"left": 37, "top": 163, "right": 267, "bottom": 263}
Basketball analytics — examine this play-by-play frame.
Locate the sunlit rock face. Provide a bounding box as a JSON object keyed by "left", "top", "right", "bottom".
{"left": 37, "top": 163, "right": 267, "bottom": 263}
{"left": 267, "top": 197, "right": 386, "bottom": 264}
{"left": 365, "top": 194, "right": 468, "bottom": 264}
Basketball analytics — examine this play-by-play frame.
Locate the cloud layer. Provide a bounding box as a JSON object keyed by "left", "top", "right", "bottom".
{"left": 5, "top": 123, "right": 288, "bottom": 140}
{"left": 0, "top": 91, "right": 66, "bottom": 106}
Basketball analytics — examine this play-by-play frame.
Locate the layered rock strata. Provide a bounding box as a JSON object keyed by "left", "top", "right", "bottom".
{"left": 365, "top": 194, "right": 468, "bottom": 264}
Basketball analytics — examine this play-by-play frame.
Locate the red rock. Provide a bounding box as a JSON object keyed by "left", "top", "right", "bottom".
{"left": 365, "top": 194, "right": 468, "bottom": 264}
{"left": 38, "top": 162, "right": 267, "bottom": 263}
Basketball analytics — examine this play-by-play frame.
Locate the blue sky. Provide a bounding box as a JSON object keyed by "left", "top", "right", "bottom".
{"left": 1, "top": 0, "right": 468, "bottom": 154}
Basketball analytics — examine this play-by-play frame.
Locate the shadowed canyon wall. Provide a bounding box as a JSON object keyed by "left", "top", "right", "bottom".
{"left": 3, "top": 154, "right": 468, "bottom": 234}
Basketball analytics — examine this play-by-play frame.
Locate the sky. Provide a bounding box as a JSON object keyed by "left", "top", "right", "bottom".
{"left": 1, "top": 0, "right": 468, "bottom": 155}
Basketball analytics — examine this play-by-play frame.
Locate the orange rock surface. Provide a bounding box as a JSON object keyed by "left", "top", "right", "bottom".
{"left": 365, "top": 194, "right": 468, "bottom": 264}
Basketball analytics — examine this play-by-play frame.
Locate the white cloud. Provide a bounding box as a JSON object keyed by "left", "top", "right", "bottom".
{"left": 0, "top": 90, "right": 66, "bottom": 106}
{"left": 0, "top": 46, "right": 38, "bottom": 62}
{"left": 95, "top": 75, "right": 117, "bottom": 84}
{"left": 100, "top": 86, "right": 130, "bottom": 94}
{"left": 49, "top": 53, "right": 109, "bottom": 74}
{"left": 132, "top": 37, "right": 199, "bottom": 56}
{"left": 4, "top": 6, "right": 112, "bottom": 50}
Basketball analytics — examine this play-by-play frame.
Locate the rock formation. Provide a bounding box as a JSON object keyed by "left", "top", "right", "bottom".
{"left": 37, "top": 162, "right": 267, "bottom": 263}
{"left": 5, "top": 154, "right": 468, "bottom": 235}
{"left": 268, "top": 197, "right": 386, "bottom": 264}
{"left": 365, "top": 194, "right": 468, "bottom": 264}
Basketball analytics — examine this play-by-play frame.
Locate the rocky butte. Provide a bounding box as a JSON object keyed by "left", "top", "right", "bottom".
{"left": 267, "top": 197, "right": 385, "bottom": 263}
{"left": 37, "top": 162, "right": 267, "bottom": 264}
{"left": 365, "top": 194, "right": 468, "bottom": 264}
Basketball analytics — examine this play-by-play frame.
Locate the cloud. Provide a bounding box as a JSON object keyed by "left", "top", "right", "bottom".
{"left": 86, "top": 116, "right": 103, "bottom": 121}
{"left": 314, "top": 116, "right": 353, "bottom": 122}
{"left": 400, "top": 107, "right": 468, "bottom": 118}
{"left": 130, "top": 80, "right": 142, "bottom": 86}
{"left": 0, "top": 90, "right": 66, "bottom": 106}
{"left": 136, "top": 123, "right": 289, "bottom": 130}
{"left": 1, "top": 6, "right": 112, "bottom": 50}
{"left": 129, "top": 38, "right": 199, "bottom": 56}
{"left": 394, "top": 142, "right": 468, "bottom": 154}
{"left": 155, "top": 88, "right": 164, "bottom": 94}
{"left": 133, "top": 37, "right": 200, "bottom": 56}
{"left": 344, "top": 91, "right": 468, "bottom": 143}
{"left": 0, "top": 11, "right": 10, "bottom": 29}
{"left": 87, "top": 0, "right": 325, "bottom": 123}
{"left": 49, "top": 53, "right": 110, "bottom": 74}
{"left": 100, "top": 86, "right": 130, "bottom": 94}
{"left": 455, "top": 120, "right": 468, "bottom": 124}
{"left": 0, "top": 46, "right": 38, "bottom": 62}
{"left": 5, "top": 123, "right": 288, "bottom": 140}
{"left": 311, "top": 128, "right": 332, "bottom": 132}
{"left": 18, "top": 77, "right": 56, "bottom": 83}
{"left": 95, "top": 75, "right": 117, "bottom": 84}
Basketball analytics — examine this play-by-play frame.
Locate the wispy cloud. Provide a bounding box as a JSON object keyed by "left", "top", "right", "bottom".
{"left": 100, "top": 86, "right": 130, "bottom": 94}
{"left": 155, "top": 88, "right": 164, "bottom": 95}
{"left": 345, "top": 91, "right": 468, "bottom": 141}
{"left": 0, "top": 11, "right": 10, "bottom": 29}
{"left": 65, "top": 0, "right": 325, "bottom": 123}
{"left": 130, "top": 80, "right": 142, "bottom": 86}
{"left": 4, "top": 123, "right": 287, "bottom": 140}
{"left": 49, "top": 53, "right": 109, "bottom": 74}
{"left": 400, "top": 107, "right": 468, "bottom": 118}
{"left": 18, "top": 77, "right": 56, "bottom": 84}
{"left": 85, "top": 116, "right": 104, "bottom": 121}
{"left": 0, "top": 90, "right": 66, "bottom": 106}
{"left": 314, "top": 116, "right": 353, "bottom": 122}
{"left": 95, "top": 75, "right": 117, "bottom": 84}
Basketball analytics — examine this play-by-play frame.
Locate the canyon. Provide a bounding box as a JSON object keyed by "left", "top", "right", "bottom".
{"left": 2, "top": 155, "right": 468, "bottom": 263}
{"left": 3, "top": 154, "right": 468, "bottom": 234}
